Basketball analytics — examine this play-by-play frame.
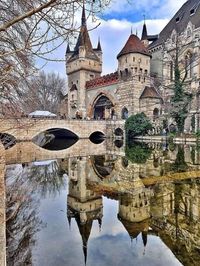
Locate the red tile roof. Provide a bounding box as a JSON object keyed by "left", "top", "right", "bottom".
{"left": 117, "top": 34, "right": 151, "bottom": 59}
{"left": 86, "top": 72, "right": 119, "bottom": 89}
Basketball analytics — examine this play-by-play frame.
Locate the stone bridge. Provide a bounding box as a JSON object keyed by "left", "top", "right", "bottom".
{"left": 0, "top": 118, "right": 125, "bottom": 141}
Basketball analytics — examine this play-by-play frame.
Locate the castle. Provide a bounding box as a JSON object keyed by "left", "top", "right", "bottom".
{"left": 61, "top": 0, "right": 200, "bottom": 133}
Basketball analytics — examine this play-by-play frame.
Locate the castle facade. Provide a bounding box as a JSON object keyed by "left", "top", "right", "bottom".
{"left": 62, "top": 0, "right": 200, "bottom": 133}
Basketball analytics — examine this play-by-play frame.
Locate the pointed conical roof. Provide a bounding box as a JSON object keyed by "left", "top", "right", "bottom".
{"left": 70, "top": 5, "right": 99, "bottom": 61}
{"left": 142, "top": 231, "right": 148, "bottom": 247}
{"left": 66, "top": 43, "right": 71, "bottom": 53}
{"left": 117, "top": 34, "right": 150, "bottom": 59}
{"left": 97, "top": 38, "right": 102, "bottom": 51}
{"left": 75, "top": 216, "right": 93, "bottom": 265}
{"left": 141, "top": 23, "right": 148, "bottom": 40}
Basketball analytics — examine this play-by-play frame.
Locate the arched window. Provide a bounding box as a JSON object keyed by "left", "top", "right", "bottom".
{"left": 121, "top": 107, "right": 128, "bottom": 119}
{"left": 153, "top": 108, "right": 159, "bottom": 121}
{"left": 93, "top": 95, "right": 113, "bottom": 120}
{"left": 185, "top": 52, "right": 193, "bottom": 78}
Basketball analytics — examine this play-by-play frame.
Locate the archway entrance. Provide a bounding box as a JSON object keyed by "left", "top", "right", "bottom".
{"left": 93, "top": 95, "right": 114, "bottom": 120}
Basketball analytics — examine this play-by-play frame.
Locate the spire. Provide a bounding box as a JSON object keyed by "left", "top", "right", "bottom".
{"left": 70, "top": 2, "right": 99, "bottom": 61}
{"left": 82, "top": 3, "right": 86, "bottom": 26}
{"left": 142, "top": 231, "right": 147, "bottom": 247}
{"left": 75, "top": 216, "right": 93, "bottom": 266}
{"left": 97, "top": 37, "right": 102, "bottom": 51}
{"left": 66, "top": 43, "right": 70, "bottom": 53}
{"left": 98, "top": 218, "right": 102, "bottom": 232}
{"left": 131, "top": 27, "right": 133, "bottom": 35}
{"left": 141, "top": 20, "right": 148, "bottom": 40}
{"left": 67, "top": 215, "right": 71, "bottom": 229}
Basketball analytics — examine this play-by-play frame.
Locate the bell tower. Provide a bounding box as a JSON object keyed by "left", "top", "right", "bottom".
{"left": 66, "top": 5, "right": 102, "bottom": 119}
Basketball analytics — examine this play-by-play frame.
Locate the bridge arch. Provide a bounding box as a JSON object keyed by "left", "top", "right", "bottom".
{"left": 33, "top": 128, "right": 79, "bottom": 150}
{"left": 0, "top": 133, "right": 16, "bottom": 149}
{"left": 114, "top": 127, "right": 124, "bottom": 137}
{"left": 89, "top": 131, "right": 105, "bottom": 144}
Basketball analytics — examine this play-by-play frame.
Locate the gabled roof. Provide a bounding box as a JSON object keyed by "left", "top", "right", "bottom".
{"left": 149, "top": 0, "right": 200, "bottom": 49}
{"left": 140, "top": 86, "right": 162, "bottom": 99}
{"left": 117, "top": 34, "right": 151, "bottom": 59}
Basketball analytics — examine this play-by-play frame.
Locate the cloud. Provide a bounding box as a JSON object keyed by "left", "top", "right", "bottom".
{"left": 41, "top": 0, "right": 186, "bottom": 77}
{"left": 103, "top": 0, "right": 186, "bottom": 19}
{"left": 89, "top": 17, "right": 168, "bottom": 74}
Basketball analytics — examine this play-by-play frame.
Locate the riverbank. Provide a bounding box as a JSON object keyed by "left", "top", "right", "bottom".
{"left": 0, "top": 143, "right": 6, "bottom": 266}
{"left": 134, "top": 135, "right": 197, "bottom": 144}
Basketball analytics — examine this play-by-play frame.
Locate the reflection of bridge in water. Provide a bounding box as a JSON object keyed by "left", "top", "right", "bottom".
{"left": 5, "top": 139, "right": 109, "bottom": 165}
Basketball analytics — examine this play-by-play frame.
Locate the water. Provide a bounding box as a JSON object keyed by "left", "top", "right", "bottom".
{"left": 5, "top": 141, "right": 200, "bottom": 266}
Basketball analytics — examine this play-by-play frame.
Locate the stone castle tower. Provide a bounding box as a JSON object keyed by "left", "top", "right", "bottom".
{"left": 66, "top": 5, "right": 102, "bottom": 119}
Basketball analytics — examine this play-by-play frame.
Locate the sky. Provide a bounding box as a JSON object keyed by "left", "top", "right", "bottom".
{"left": 42, "top": 0, "right": 187, "bottom": 78}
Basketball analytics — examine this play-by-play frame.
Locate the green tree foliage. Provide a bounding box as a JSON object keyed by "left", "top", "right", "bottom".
{"left": 125, "top": 142, "right": 152, "bottom": 164}
{"left": 171, "top": 146, "right": 188, "bottom": 172}
{"left": 125, "top": 113, "right": 153, "bottom": 139}
{"left": 170, "top": 45, "right": 192, "bottom": 134}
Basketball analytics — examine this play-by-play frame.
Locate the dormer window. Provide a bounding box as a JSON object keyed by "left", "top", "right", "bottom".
{"left": 172, "top": 33, "right": 176, "bottom": 43}
{"left": 187, "top": 28, "right": 192, "bottom": 37}
{"left": 190, "top": 9, "right": 195, "bottom": 15}
{"left": 176, "top": 17, "right": 180, "bottom": 23}
{"left": 190, "top": 5, "right": 196, "bottom": 16}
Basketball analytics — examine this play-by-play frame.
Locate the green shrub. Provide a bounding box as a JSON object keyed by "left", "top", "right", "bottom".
{"left": 125, "top": 142, "right": 152, "bottom": 164}
{"left": 195, "top": 129, "right": 200, "bottom": 139}
{"left": 125, "top": 113, "right": 153, "bottom": 139}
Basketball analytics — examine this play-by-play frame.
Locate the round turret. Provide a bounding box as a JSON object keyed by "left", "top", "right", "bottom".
{"left": 117, "top": 34, "right": 151, "bottom": 79}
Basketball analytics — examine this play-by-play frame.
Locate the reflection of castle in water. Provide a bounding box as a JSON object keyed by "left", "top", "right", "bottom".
{"left": 65, "top": 144, "right": 200, "bottom": 266}
{"left": 67, "top": 157, "right": 103, "bottom": 264}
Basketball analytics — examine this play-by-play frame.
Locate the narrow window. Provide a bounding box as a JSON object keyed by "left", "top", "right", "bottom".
{"left": 170, "top": 61, "right": 173, "bottom": 81}
{"left": 121, "top": 107, "right": 128, "bottom": 119}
